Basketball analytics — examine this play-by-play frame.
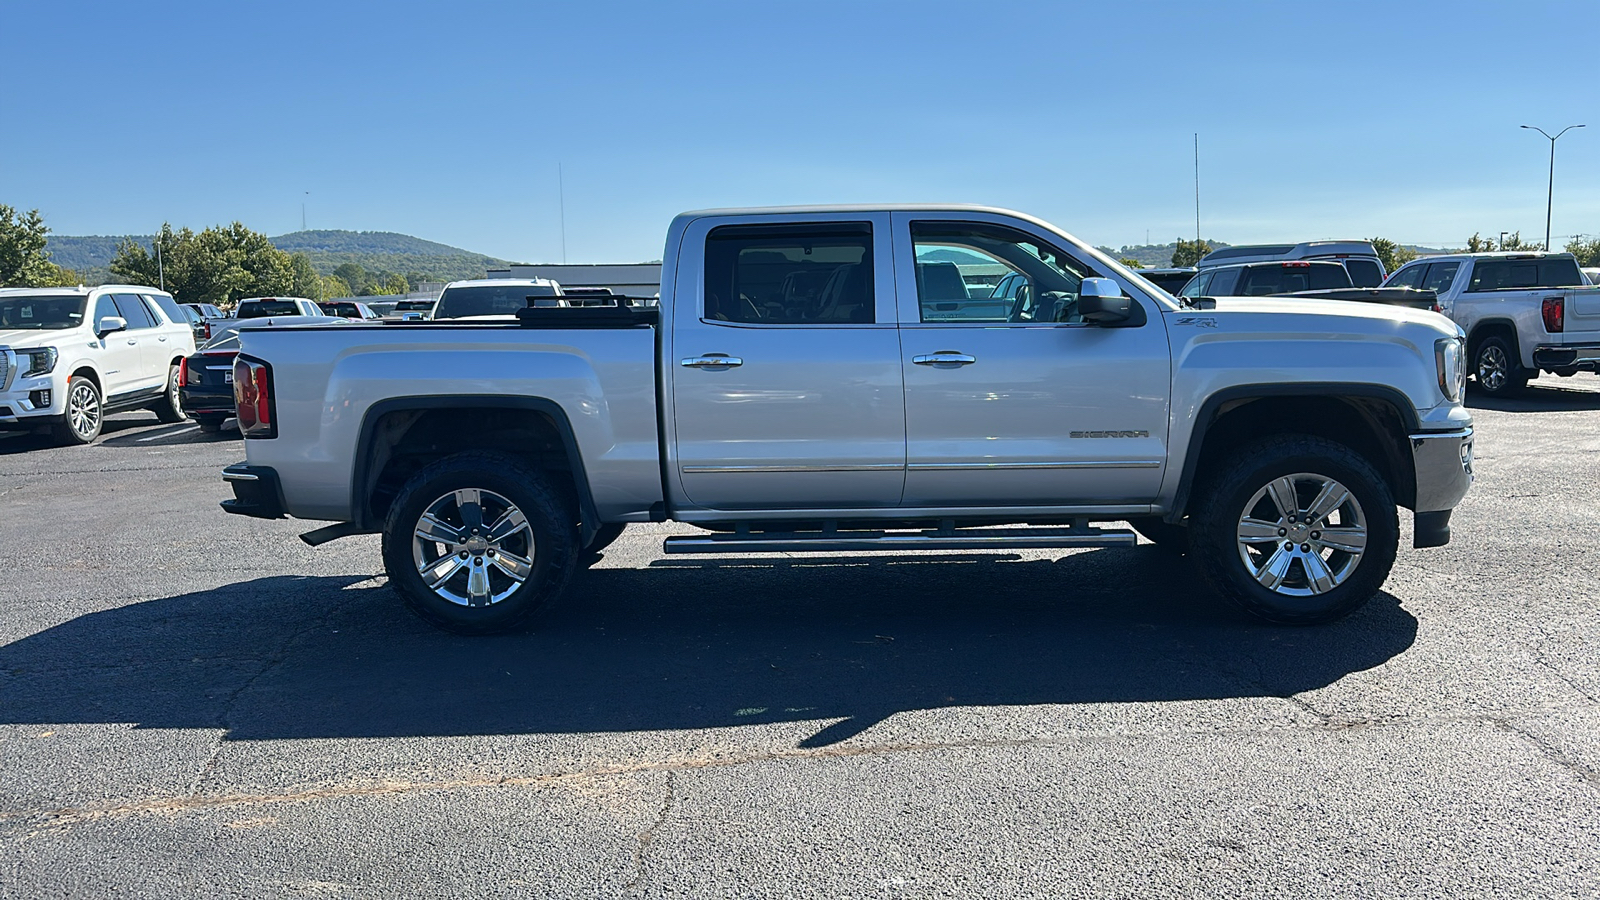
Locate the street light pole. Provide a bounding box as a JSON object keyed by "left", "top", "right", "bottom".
{"left": 1521, "top": 124, "right": 1585, "bottom": 251}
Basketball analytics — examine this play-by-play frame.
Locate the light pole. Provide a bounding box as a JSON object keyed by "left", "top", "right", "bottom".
{"left": 1520, "top": 124, "right": 1585, "bottom": 251}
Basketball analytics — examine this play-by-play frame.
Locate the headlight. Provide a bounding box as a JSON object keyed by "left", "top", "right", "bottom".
{"left": 17, "top": 347, "right": 58, "bottom": 379}
{"left": 1435, "top": 337, "right": 1464, "bottom": 402}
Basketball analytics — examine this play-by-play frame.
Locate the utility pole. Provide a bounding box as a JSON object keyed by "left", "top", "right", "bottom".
{"left": 302, "top": 191, "right": 309, "bottom": 232}
{"left": 155, "top": 232, "right": 164, "bottom": 291}
{"left": 558, "top": 163, "right": 568, "bottom": 265}
{"left": 1520, "top": 124, "right": 1585, "bottom": 251}
{"left": 1193, "top": 133, "right": 1201, "bottom": 247}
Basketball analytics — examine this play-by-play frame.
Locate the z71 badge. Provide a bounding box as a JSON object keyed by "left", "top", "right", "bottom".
{"left": 1174, "top": 316, "right": 1218, "bottom": 328}
{"left": 1070, "top": 430, "right": 1150, "bottom": 439}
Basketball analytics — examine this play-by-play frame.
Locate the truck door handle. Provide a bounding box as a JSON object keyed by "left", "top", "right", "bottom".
{"left": 127, "top": 339, "right": 138, "bottom": 345}
{"left": 681, "top": 355, "right": 743, "bottom": 369}
{"left": 913, "top": 351, "right": 977, "bottom": 366}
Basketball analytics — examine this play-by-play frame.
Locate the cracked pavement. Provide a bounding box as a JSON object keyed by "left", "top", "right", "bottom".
{"left": 0, "top": 376, "right": 1597, "bottom": 897}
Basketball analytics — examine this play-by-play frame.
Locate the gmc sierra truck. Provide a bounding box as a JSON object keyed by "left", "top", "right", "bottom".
{"left": 1383, "top": 251, "right": 1600, "bottom": 395}
{"left": 220, "top": 206, "right": 1475, "bottom": 634}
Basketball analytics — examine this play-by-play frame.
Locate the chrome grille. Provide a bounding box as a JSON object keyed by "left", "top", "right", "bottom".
{"left": 0, "top": 350, "right": 11, "bottom": 391}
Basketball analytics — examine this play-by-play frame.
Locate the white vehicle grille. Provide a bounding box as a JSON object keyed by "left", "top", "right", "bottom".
{"left": 0, "top": 350, "right": 11, "bottom": 391}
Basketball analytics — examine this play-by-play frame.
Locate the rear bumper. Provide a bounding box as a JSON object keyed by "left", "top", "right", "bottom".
{"left": 1532, "top": 343, "right": 1600, "bottom": 371}
{"left": 1409, "top": 427, "right": 1473, "bottom": 547}
{"left": 180, "top": 385, "right": 235, "bottom": 416}
{"left": 220, "top": 463, "right": 287, "bottom": 519}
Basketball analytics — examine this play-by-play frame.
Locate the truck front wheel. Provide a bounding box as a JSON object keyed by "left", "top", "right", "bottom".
{"left": 382, "top": 451, "right": 579, "bottom": 635}
{"left": 1190, "top": 435, "right": 1398, "bottom": 625}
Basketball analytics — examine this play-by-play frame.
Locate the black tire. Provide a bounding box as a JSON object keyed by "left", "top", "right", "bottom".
{"left": 382, "top": 451, "right": 578, "bottom": 635}
{"left": 195, "top": 416, "right": 227, "bottom": 434}
{"left": 51, "top": 375, "right": 103, "bottom": 445}
{"left": 1127, "top": 517, "right": 1188, "bottom": 553}
{"left": 152, "top": 364, "right": 187, "bottom": 423}
{"left": 1471, "top": 334, "right": 1528, "bottom": 396}
{"left": 1190, "top": 434, "right": 1398, "bottom": 625}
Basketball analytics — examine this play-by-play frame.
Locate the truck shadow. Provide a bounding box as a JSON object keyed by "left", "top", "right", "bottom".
{"left": 0, "top": 550, "right": 1417, "bottom": 747}
{"left": 1467, "top": 380, "right": 1600, "bottom": 412}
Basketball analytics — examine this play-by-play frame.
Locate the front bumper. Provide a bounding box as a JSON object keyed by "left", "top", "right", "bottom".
{"left": 1409, "top": 427, "right": 1473, "bottom": 548}
{"left": 0, "top": 358, "right": 65, "bottom": 429}
{"left": 220, "top": 463, "right": 288, "bottom": 519}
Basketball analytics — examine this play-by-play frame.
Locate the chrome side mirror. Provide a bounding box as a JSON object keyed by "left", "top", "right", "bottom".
{"left": 1078, "top": 278, "right": 1133, "bottom": 324}
{"left": 96, "top": 315, "right": 128, "bottom": 337}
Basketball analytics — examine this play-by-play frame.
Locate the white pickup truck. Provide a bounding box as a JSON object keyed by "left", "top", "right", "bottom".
{"left": 1384, "top": 252, "right": 1600, "bottom": 395}
{"left": 220, "top": 206, "right": 1475, "bottom": 634}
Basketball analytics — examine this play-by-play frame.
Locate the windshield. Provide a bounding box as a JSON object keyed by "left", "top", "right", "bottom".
{"left": 237, "top": 300, "right": 300, "bottom": 318}
{"left": 0, "top": 294, "right": 89, "bottom": 330}
{"left": 434, "top": 285, "right": 559, "bottom": 318}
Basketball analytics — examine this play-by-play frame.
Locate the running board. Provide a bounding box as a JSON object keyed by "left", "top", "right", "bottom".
{"left": 663, "top": 526, "right": 1137, "bottom": 555}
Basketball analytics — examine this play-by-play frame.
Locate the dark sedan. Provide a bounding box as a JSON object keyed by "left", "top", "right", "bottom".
{"left": 178, "top": 333, "right": 242, "bottom": 432}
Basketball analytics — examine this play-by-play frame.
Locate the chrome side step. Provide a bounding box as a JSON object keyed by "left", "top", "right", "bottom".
{"left": 663, "top": 526, "right": 1136, "bottom": 555}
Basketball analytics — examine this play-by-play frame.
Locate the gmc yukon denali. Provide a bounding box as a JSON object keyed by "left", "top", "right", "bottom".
{"left": 220, "top": 206, "right": 1475, "bottom": 634}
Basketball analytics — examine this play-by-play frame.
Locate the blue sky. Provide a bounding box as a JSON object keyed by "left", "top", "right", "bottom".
{"left": 7, "top": 0, "right": 1599, "bottom": 262}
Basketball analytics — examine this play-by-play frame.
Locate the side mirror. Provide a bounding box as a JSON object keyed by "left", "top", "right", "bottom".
{"left": 1077, "top": 278, "right": 1134, "bottom": 325}
{"left": 96, "top": 316, "right": 128, "bottom": 337}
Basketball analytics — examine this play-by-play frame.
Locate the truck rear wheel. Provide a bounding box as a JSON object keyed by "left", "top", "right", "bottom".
{"left": 1190, "top": 435, "right": 1397, "bottom": 625}
{"left": 1472, "top": 335, "right": 1528, "bottom": 396}
{"left": 382, "top": 451, "right": 578, "bottom": 635}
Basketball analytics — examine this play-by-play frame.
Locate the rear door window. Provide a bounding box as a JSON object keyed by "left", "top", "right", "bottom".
{"left": 1420, "top": 262, "right": 1461, "bottom": 293}
{"left": 111, "top": 293, "right": 157, "bottom": 329}
{"left": 705, "top": 223, "right": 876, "bottom": 324}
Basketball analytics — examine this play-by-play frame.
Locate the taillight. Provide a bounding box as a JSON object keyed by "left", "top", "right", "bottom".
{"left": 1542, "top": 297, "right": 1564, "bottom": 333}
{"left": 1283, "top": 261, "right": 1311, "bottom": 267}
{"left": 233, "top": 357, "right": 276, "bottom": 438}
{"left": 178, "top": 357, "right": 189, "bottom": 386}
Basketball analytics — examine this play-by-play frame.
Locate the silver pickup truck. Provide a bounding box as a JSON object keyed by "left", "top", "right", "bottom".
{"left": 1384, "top": 251, "right": 1600, "bottom": 395}
{"left": 221, "top": 206, "right": 1474, "bottom": 634}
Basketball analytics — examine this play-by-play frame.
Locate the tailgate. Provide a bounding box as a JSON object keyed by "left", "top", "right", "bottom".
{"left": 1561, "top": 287, "right": 1600, "bottom": 340}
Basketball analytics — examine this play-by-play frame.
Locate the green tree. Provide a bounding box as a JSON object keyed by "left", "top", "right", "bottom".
{"left": 1368, "top": 237, "right": 1417, "bottom": 273}
{"left": 1119, "top": 257, "right": 1145, "bottom": 269}
{"left": 321, "top": 275, "right": 352, "bottom": 299}
{"left": 1464, "top": 233, "right": 1496, "bottom": 253}
{"left": 382, "top": 272, "right": 409, "bottom": 295}
{"left": 289, "top": 253, "right": 322, "bottom": 301}
{"left": 332, "top": 262, "right": 367, "bottom": 294}
{"left": 111, "top": 222, "right": 294, "bottom": 307}
{"left": 0, "top": 204, "right": 80, "bottom": 287}
{"left": 1465, "top": 231, "right": 1541, "bottom": 253}
{"left": 1171, "top": 237, "right": 1211, "bottom": 267}
{"left": 1564, "top": 235, "right": 1600, "bottom": 267}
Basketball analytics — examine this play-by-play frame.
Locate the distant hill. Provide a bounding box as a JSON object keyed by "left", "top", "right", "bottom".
{"left": 44, "top": 229, "right": 508, "bottom": 285}
{"left": 1096, "top": 240, "right": 1233, "bottom": 268}
{"left": 268, "top": 230, "right": 508, "bottom": 283}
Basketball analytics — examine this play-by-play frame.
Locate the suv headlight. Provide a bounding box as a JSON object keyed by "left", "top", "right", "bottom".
{"left": 1435, "top": 337, "right": 1464, "bottom": 402}
{"left": 17, "top": 347, "right": 58, "bottom": 379}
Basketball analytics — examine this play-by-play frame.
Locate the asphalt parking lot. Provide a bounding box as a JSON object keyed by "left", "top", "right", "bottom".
{"left": 1, "top": 377, "right": 1597, "bottom": 898}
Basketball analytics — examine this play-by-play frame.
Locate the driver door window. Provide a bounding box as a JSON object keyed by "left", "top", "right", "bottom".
{"left": 911, "top": 222, "right": 1091, "bottom": 324}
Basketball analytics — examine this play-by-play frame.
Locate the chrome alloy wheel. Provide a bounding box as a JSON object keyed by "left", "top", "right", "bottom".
{"left": 1477, "top": 344, "right": 1508, "bottom": 392}
{"left": 411, "top": 488, "right": 535, "bottom": 607}
{"left": 67, "top": 381, "right": 101, "bottom": 440}
{"left": 1235, "top": 473, "right": 1367, "bottom": 597}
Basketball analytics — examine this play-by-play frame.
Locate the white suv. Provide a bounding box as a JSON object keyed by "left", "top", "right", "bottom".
{"left": 0, "top": 285, "right": 196, "bottom": 445}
